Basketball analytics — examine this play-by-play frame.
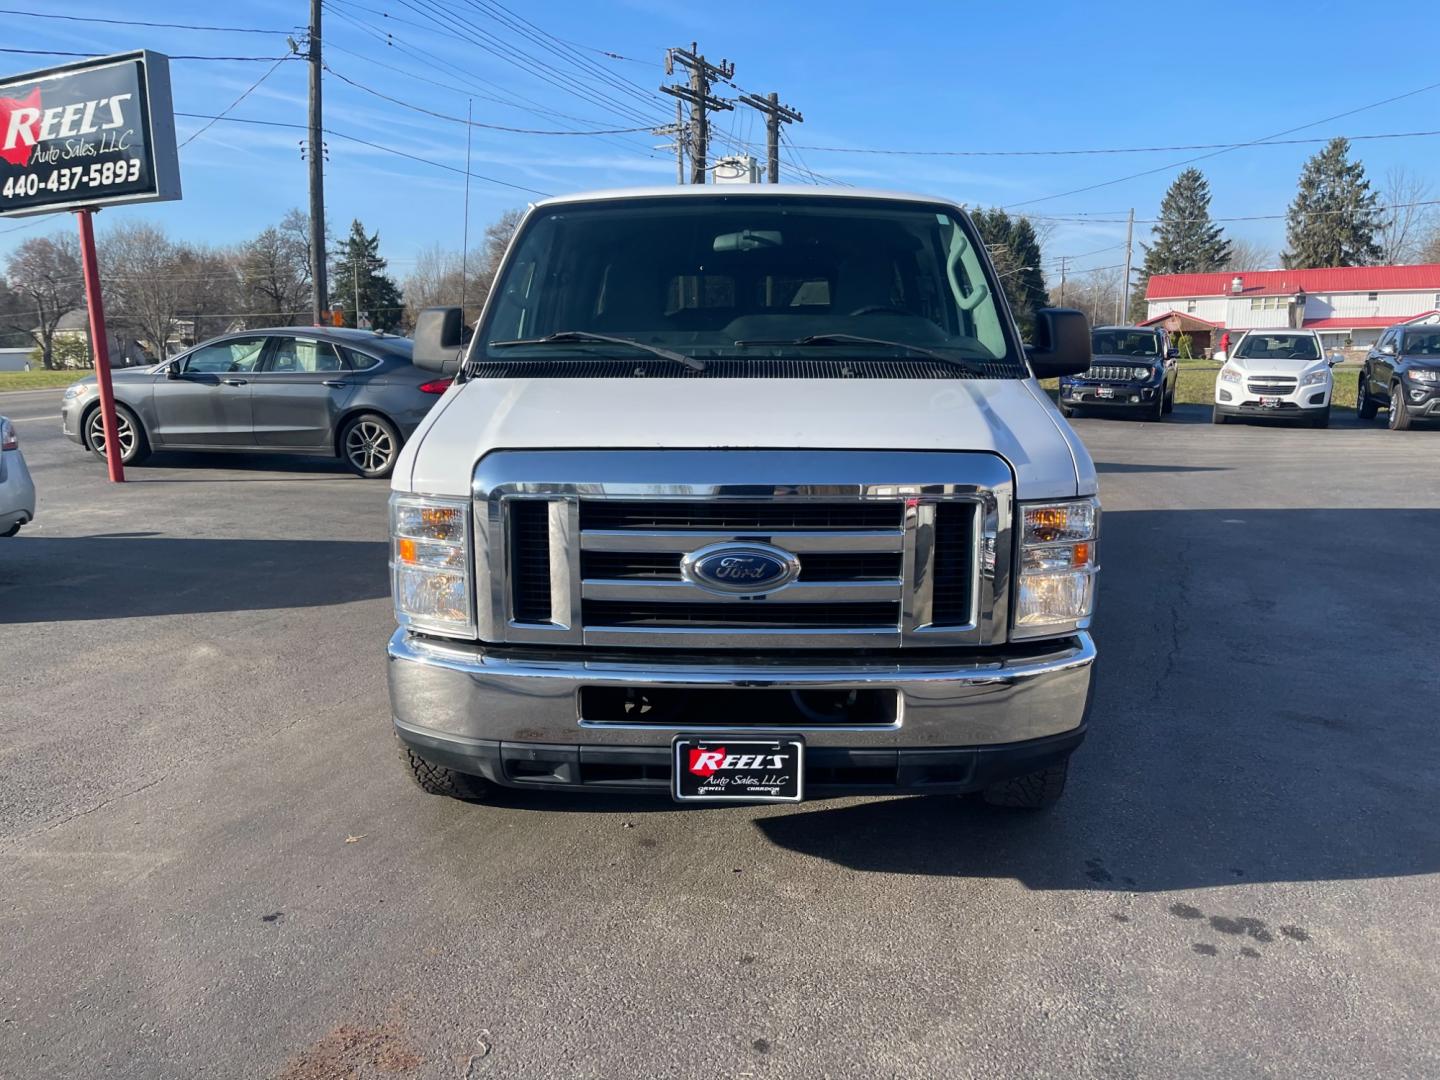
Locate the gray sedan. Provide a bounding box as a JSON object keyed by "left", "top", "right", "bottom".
{"left": 60, "top": 328, "right": 450, "bottom": 478}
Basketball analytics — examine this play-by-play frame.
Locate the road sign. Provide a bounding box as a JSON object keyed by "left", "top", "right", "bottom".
{"left": 0, "top": 50, "right": 181, "bottom": 217}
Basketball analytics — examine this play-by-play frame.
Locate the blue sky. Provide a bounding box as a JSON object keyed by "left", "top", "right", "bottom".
{"left": 4, "top": 0, "right": 1439, "bottom": 288}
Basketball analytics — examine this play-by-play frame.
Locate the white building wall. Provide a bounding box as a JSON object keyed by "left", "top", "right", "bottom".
{"left": 1150, "top": 287, "right": 1440, "bottom": 328}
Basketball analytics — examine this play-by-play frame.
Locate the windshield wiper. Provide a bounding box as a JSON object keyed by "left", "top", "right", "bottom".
{"left": 491, "top": 330, "right": 706, "bottom": 371}
{"left": 733, "top": 333, "right": 989, "bottom": 374}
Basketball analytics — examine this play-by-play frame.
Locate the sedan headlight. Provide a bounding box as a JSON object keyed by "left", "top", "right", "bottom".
{"left": 391, "top": 493, "right": 475, "bottom": 637}
{"left": 1406, "top": 368, "right": 1440, "bottom": 384}
{"left": 1218, "top": 366, "right": 1243, "bottom": 384}
{"left": 62, "top": 383, "right": 87, "bottom": 401}
{"left": 1300, "top": 368, "right": 1330, "bottom": 387}
{"left": 1014, "top": 498, "right": 1099, "bottom": 638}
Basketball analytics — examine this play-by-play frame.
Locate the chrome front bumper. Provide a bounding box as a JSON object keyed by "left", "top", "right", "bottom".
{"left": 388, "top": 628, "right": 1094, "bottom": 754}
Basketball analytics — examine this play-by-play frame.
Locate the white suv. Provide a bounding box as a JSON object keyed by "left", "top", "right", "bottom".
{"left": 1213, "top": 329, "right": 1336, "bottom": 427}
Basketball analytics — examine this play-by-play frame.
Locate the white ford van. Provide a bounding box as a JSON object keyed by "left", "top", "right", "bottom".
{"left": 387, "top": 187, "right": 1098, "bottom": 808}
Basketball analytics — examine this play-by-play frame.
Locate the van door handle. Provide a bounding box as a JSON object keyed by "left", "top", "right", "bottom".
{"left": 322, "top": 380, "right": 349, "bottom": 388}
{"left": 222, "top": 378, "right": 247, "bottom": 386}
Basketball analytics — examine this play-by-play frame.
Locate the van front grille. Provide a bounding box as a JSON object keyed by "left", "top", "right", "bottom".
{"left": 475, "top": 450, "right": 1013, "bottom": 649}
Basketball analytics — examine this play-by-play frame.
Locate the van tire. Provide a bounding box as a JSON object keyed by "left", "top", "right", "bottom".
{"left": 397, "top": 737, "right": 493, "bottom": 801}
{"left": 982, "top": 758, "right": 1068, "bottom": 809}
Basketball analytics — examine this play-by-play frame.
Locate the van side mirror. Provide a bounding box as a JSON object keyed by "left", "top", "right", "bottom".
{"left": 1025, "top": 308, "right": 1092, "bottom": 378}
{"left": 412, "top": 306, "right": 466, "bottom": 374}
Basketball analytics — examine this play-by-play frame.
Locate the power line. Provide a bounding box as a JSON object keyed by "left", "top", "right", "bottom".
{"left": 321, "top": 0, "right": 666, "bottom": 160}
{"left": 179, "top": 56, "right": 295, "bottom": 148}
{"left": 0, "top": 9, "right": 294, "bottom": 33}
{"left": 174, "top": 112, "right": 551, "bottom": 196}
{"left": 0, "top": 47, "right": 292, "bottom": 61}
{"left": 323, "top": 64, "right": 653, "bottom": 134}
{"left": 789, "top": 129, "right": 1440, "bottom": 158}
{"left": 1033, "top": 199, "right": 1440, "bottom": 226}
{"left": 1005, "top": 78, "right": 1440, "bottom": 210}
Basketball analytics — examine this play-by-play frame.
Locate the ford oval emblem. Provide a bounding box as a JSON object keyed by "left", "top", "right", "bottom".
{"left": 681, "top": 541, "right": 801, "bottom": 595}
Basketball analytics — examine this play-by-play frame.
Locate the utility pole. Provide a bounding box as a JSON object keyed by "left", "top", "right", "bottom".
{"left": 661, "top": 44, "right": 733, "bottom": 184}
{"left": 306, "top": 0, "right": 328, "bottom": 326}
{"left": 738, "top": 92, "right": 802, "bottom": 183}
{"left": 1057, "top": 255, "right": 1070, "bottom": 306}
{"left": 1119, "top": 207, "right": 1135, "bottom": 324}
{"left": 651, "top": 99, "right": 687, "bottom": 184}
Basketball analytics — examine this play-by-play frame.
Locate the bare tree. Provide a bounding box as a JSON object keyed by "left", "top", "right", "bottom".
{"left": 402, "top": 210, "right": 526, "bottom": 328}
{"left": 1222, "top": 238, "right": 1276, "bottom": 271}
{"left": 1063, "top": 265, "right": 1126, "bottom": 328}
{"left": 1376, "top": 167, "right": 1436, "bottom": 264}
{"left": 239, "top": 224, "right": 311, "bottom": 326}
{"left": 101, "top": 222, "right": 185, "bottom": 358}
{"left": 402, "top": 243, "right": 465, "bottom": 325}
{"left": 2, "top": 233, "right": 84, "bottom": 368}
{"left": 1420, "top": 224, "right": 1440, "bottom": 265}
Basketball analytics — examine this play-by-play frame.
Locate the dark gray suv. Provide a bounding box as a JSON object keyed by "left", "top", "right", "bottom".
{"left": 60, "top": 328, "right": 450, "bottom": 478}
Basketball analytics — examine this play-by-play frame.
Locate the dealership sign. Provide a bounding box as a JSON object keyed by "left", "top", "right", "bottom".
{"left": 0, "top": 50, "right": 180, "bottom": 217}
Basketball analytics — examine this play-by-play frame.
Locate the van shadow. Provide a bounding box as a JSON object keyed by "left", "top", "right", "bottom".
{"left": 757, "top": 507, "right": 1440, "bottom": 893}
{"left": 0, "top": 536, "right": 388, "bottom": 622}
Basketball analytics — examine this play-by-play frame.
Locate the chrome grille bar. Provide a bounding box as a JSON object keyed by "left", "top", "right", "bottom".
{"left": 580, "top": 529, "right": 904, "bottom": 553}
{"left": 581, "top": 579, "right": 903, "bottom": 603}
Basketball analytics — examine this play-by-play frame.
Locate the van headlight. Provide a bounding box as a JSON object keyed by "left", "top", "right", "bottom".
{"left": 1014, "top": 497, "right": 1098, "bottom": 638}
{"left": 391, "top": 493, "right": 475, "bottom": 637}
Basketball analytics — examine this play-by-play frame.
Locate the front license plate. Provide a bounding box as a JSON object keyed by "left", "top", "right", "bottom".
{"left": 1096, "top": 387, "right": 1115, "bottom": 398}
{"left": 1260, "top": 396, "right": 1281, "bottom": 408}
{"left": 672, "top": 737, "right": 804, "bottom": 803}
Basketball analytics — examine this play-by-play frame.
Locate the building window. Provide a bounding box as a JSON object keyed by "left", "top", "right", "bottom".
{"left": 1367, "top": 292, "right": 1378, "bottom": 302}
{"left": 1186, "top": 300, "right": 1196, "bottom": 313}
{"left": 1249, "top": 296, "right": 1284, "bottom": 311}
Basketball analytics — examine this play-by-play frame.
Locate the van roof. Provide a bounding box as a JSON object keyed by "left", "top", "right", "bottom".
{"left": 532, "top": 185, "right": 957, "bottom": 209}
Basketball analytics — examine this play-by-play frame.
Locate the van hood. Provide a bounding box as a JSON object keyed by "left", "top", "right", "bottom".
{"left": 399, "top": 376, "right": 1094, "bottom": 500}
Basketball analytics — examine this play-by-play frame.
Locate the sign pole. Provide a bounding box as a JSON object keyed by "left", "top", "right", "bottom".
{"left": 74, "top": 207, "right": 124, "bottom": 483}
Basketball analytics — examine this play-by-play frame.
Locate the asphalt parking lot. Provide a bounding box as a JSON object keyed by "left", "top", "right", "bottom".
{"left": 2, "top": 387, "right": 1438, "bottom": 1080}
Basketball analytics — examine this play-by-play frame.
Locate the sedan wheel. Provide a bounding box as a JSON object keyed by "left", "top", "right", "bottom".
{"left": 341, "top": 414, "right": 401, "bottom": 478}
{"left": 85, "top": 404, "right": 149, "bottom": 465}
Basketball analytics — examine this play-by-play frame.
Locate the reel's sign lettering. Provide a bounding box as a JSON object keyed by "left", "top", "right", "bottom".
{"left": 0, "top": 51, "right": 180, "bottom": 217}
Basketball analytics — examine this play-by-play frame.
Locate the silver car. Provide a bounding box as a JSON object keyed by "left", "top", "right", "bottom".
{"left": 60, "top": 328, "right": 450, "bottom": 478}
{"left": 0, "top": 416, "right": 36, "bottom": 536}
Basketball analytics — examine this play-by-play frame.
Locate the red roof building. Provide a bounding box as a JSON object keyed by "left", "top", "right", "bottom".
{"left": 1143, "top": 264, "right": 1440, "bottom": 350}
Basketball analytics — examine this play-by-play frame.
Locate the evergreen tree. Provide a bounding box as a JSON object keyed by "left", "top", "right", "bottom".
{"left": 1130, "top": 168, "right": 1230, "bottom": 320}
{"left": 329, "top": 219, "right": 405, "bottom": 332}
{"left": 970, "top": 207, "right": 1049, "bottom": 338}
{"left": 1283, "top": 137, "right": 1382, "bottom": 268}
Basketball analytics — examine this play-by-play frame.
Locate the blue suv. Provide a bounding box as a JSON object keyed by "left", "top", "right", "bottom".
{"left": 1059, "top": 326, "right": 1179, "bottom": 421}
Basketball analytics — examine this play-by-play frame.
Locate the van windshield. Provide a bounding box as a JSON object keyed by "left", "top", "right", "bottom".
{"left": 473, "top": 195, "right": 1026, "bottom": 375}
